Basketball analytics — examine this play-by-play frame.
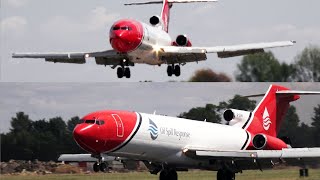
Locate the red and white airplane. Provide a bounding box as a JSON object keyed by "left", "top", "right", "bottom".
{"left": 12, "top": 0, "right": 295, "bottom": 79}
{"left": 59, "top": 85, "right": 320, "bottom": 180}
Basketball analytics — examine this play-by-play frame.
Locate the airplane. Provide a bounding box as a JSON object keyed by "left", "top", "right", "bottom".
{"left": 58, "top": 84, "right": 320, "bottom": 180}
{"left": 12, "top": 0, "right": 295, "bottom": 79}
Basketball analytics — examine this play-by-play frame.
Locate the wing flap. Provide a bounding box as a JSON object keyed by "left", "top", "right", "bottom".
{"left": 187, "top": 148, "right": 320, "bottom": 160}
{"left": 160, "top": 53, "right": 207, "bottom": 64}
{"left": 58, "top": 154, "right": 119, "bottom": 162}
{"left": 159, "top": 41, "right": 295, "bottom": 58}
{"left": 12, "top": 50, "right": 125, "bottom": 66}
{"left": 58, "top": 154, "right": 98, "bottom": 162}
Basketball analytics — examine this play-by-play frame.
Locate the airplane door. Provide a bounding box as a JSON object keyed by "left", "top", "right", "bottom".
{"left": 111, "top": 114, "right": 124, "bottom": 138}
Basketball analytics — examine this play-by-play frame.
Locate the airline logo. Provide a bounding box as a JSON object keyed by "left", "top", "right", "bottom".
{"left": 263, "top": 107, "right": 272, "bottom": 131}
{"left": 148, "top": 119, "right": 159, "bottom": 140}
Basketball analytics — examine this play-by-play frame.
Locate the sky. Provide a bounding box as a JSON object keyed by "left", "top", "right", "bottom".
{"left": 0, "top": 83, "right": 319, "bottom": 133}
{"left": 1, "top": 0, "right": 320, "bottom": 82}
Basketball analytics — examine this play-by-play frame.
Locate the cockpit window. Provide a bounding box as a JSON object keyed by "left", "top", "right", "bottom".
{"left": 121, "top": 26, "right": 132, "bottom": 30}
{"left": 95, "top": 120, "right": 105, "bottom": 125}
{"left": 113, "top": 26, "right": 132, "bottom": 31}
{"left": 85, "top": 120, "right": 95, "bottom": 124}
{"left": 113, "top": 26, "right": 120, "bottom": 30}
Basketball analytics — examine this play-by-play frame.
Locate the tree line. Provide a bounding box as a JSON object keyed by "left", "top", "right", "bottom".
{"left": 1, "top": 96, "right": 319, "bottom": 161}
{"left": 189, "top": 45, "right": 320, "bottom": 82}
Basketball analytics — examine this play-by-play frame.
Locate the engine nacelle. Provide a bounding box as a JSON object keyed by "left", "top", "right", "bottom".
{"left": 252, "top": 134, "right": 288, "bottom": 150}
{"left": 173, "top": 35, "right": 192, "bottom": 47}
{"left": 223, "top": 109, "right": 251, "bottom": 127}
{"left": 149, "top": 15, "right": 162, "bottom": 26}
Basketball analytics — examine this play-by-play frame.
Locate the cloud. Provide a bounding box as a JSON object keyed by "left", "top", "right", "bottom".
{"left": 5, "top": 0, "right": 29, "bottom": 7}
{"left": 41, "top": 6, "right": 119, "bottom": 34}
{"left": 1, "top": 16, "right": 27, "bottom": 33}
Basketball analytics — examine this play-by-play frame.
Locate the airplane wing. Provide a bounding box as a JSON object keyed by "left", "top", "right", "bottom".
{"left": 184, "top": 147, "right": 320, "bottom": 169}
{"left": 58, "top": 154, "right": 122, "bottom": 162}
{"left": 158, "top": 41, "right": 295, "bottom": 61}
{"left": 12, "top": 50, "right": 128, "bottom": 66}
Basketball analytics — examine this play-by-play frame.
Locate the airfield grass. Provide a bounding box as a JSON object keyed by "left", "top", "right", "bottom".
{"left": 1, "top": 169, "right": 320, "bottom": 180}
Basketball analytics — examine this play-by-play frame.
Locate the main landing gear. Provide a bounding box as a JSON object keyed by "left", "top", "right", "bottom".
{"left": 167, "top": 65, "right": 181, "bottom": 77}
{"left": 117, "top": 67, "right": 131, "bottom": 79}
{"left": 93, "top": 162, "right": 109, "bottom": 173}
{"left": 217, "top": 169, "right": 236, "bottom": 180}
{"left": 159, "top": 169, "right": 178, "bottom": 180}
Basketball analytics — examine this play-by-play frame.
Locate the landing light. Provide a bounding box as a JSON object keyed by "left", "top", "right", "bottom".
{"left": 153, "top": 45, "right": 161, "bottom": 52}
{"left": 183, "top": 148, "right": 189, "bottom": 153}
{"left": 85, "top": 54, "right": 90, "bottom": 58}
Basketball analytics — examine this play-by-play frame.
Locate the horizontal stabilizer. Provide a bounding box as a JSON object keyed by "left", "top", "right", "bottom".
{"left": 246, "top": 89, "right": 320, "bottom": 98}
{"left": 125, "top": 0, "right": 217, "bottom": 5}
{"left": 276, "top": 90, "right": 320, "bottom": 96}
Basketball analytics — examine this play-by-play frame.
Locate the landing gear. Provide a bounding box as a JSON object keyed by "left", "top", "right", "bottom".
{"left": 174, "top": 65, "right": 181, "bottom": 77}
{"left": 167, "top": 65, "right": 181, "bottom": 77}
{"left": 159, "top": 169, "right": 178, "bottom": 180}
{"left": 217, "top": 169, "right": 235, "bottom": 180}
{"left": 299, "top": 168, "right": 309, "bottom": 177}
{"left": 93, "top": 162, "right": 109, "bottom": 173}
{"left": 93, "top": 162, "right": 100, "bottom": 172}
{"left": 167, "top": 66, "right": 173, "bottom": 77}
{"left": 117, "top": 67, "right": 131, "bottom": 79}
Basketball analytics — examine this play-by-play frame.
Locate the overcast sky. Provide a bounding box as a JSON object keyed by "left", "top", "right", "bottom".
{"left": 0, "top": 83, "right": 319, "bottom": 133}
{"left": 1, "top": 0, "right": 320, "bottom": 82}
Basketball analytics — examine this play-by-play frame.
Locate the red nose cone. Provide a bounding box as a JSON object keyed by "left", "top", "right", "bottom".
{"left": 74, "top": 110, "right": 140, "bottom": 154}
{"left": 109, "top": 19, "right": 143, "bottom": 53}
{"left": 73, "top": 123, "right": 104, "bottom": 153}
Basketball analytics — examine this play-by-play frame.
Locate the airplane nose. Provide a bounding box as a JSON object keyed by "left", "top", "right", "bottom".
{"left": 73, "top": 124, "right": 101, "bottom": 153}
{"left": 109, "top": 20, "right": 143, "bottom": 53}
{"left": 110, "top": 31, "right": 133, "bottom": 53}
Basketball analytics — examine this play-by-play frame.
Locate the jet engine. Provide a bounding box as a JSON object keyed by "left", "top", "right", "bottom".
{"left": 173, "top": 35, "right": 192, "bottom": 47}
{"left": 252, "top": 134, "right": 288, "bottom": 150}
{"left": 223, "top": 109, "right": 251, "bottom": 126}
{"left": 149, "top": 16, "right": 162, "bottom": 26}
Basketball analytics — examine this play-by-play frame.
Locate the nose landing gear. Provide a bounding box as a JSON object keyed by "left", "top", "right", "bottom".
{"left": 93, "top": 162, "right": 109, "bottom": 173}
{"left": 167, "top": 64, "right": 181, "bottom": 77}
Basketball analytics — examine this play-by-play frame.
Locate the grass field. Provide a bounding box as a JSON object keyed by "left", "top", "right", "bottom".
{"left": 1, "top": 169, "right": 320, "bottom": 180}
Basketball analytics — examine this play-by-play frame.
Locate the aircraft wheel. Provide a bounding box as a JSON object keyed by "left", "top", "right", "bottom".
{"left": 117, "top": 67, "right": 124, "bottom": 78}
{"left": 217, "top": 169, "right": 235, "bottom": 180}
{"left": 217, "top": 170, "right": 224, "bottom": 180}
{"left": 167, "top": 66, "right": 173, "bottom": 77}
{"left": 159, "top": 169, "right": 177, "bottom": 180}
{"left": 174, "top": 65, "right": 181, "bottom": 77}
{"left": 168, "top": 169, "right": 178, "bottom": 180}
{"left": 124, "top": 67, "right": 131, "bottom": 78}
{"left": 93, "top": 162, "right": 100, "bottom": 173}
{"left": 99, "top": 162, "right": 108, "bottom": 173}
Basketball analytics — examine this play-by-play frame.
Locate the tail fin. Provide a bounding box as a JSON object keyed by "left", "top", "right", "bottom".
{"left": 249, "top": 85, "right": 299, "bottom": 137}
{"left": 244, "top": 85, "right": 320, "bottom": 137}
{"left": 125, "top": 0, "right": 218, "bottom": 32}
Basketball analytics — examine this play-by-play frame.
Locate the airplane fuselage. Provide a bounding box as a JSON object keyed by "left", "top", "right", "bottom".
{"left": 110, "top": 19, "right": 172, "bottom": 65}
{"left": 74, "top": 110, "right": 252, "bottom": 170}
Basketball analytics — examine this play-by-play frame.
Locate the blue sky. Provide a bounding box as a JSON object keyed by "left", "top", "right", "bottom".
{"left": 1, "top": 0, "right": 320, "bottom": 82}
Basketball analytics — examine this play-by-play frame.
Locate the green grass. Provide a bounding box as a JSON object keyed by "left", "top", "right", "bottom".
{"left": 1, "top": 169, "right": 320, "bottom": 180}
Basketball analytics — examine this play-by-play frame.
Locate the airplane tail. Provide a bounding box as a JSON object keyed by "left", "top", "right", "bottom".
{"left": 244, "top": 85, "right": 320, "bottom": 137}
{"left": 125, "top": 0, "right": 218, "bottom": 32}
